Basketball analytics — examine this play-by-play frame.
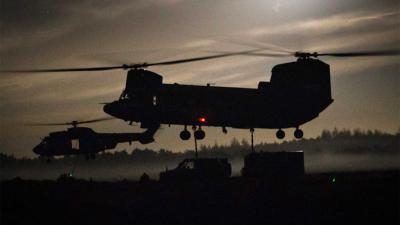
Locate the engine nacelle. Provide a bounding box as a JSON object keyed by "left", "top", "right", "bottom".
{"left": 120, "top": 69, "right": 163, "bottom": 102}
{"left": 125, "top": 69, "right": 162, "bottom": 92}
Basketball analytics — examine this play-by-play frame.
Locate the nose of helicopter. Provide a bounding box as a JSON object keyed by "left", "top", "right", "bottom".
{"left": 103, "top": 101, "right": 129, "bottom": 120}
{"left": 33, "top": 144, "right": 44, "bottom": 155}
{"left": 103, "top": 101, "right": 118, "bottom": 117}
{"left": 103, "top": 100, "right": 137, "bottom": 122}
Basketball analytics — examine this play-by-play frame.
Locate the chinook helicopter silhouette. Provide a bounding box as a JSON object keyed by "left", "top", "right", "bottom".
{"left": 29, "top": 117, "right": 157, "bottom": 159}
{"left": 3, "top": 47, "right": 400, "bottom": 144}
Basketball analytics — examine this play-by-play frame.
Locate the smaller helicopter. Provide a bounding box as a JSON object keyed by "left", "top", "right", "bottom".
{"left": 30, "top": 117, "right": 158, "bottom": 160}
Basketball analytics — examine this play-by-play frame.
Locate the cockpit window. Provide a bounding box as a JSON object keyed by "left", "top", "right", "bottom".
{"left": 71, "top": 139, "right": 80, "bottom": 150}
{"left": 119, "top": 90, "right": 137, "bottom": 101}
{"left": 180, "top": 161, "right": 195, "bottom": 169}
{"left": 119, "top": 90, "right": 128, "bottom": 100}
{"left": 153, "top": 96, "right": 157, "bottom": 106}
{"left": 41, "top": 137, "right": 49, "bottom": 145}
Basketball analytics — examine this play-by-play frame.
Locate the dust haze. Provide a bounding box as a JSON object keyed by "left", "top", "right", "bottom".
{"left": 2, "top": 151, "right": 398, "bottom": 181}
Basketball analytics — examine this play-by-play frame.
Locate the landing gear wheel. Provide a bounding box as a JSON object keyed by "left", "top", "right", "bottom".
{"left": 194, "top": 129, "right": 205, "bottom": 140}
{"left": 180, "top": 130, "right": 191, "bottom": 140}
{"left": 294, "top": 128, "right": 303, "bottom": 139}
{"left": 276, "top": 129, "right": 285, "bottom": 139}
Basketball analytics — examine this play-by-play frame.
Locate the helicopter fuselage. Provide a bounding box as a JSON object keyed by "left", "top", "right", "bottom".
{"left": 33, "top": 127, "right": 156, "bottom": 157}
{"left": 104, "top": 84, "right": 332, "bottom": 129}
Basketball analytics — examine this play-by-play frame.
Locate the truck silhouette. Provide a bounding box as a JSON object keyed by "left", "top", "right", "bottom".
{"left": 242, "top": 151, "right": 304, "bottom": 180}
{"left": 159, "top": 158, "right": 232, "bottom": 182}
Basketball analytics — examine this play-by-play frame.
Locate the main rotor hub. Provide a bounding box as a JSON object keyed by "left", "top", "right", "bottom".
{"left": 71, "top": 121, "right": 79, "bottom": 128}
{"left": 294, "top": 51, "right": 318, "bottom": 59}
{"left": 122, "top": 63, "right": 149, "bottom": 70}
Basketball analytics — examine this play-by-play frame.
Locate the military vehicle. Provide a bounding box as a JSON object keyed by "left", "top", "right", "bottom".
{"left": 30, "top": 118, "right": 158, "bottom": 159}
{"left": 159, "top": 158, "right": 232, "bottom": 182}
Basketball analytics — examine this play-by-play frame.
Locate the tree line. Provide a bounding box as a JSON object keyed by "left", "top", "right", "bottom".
{"left": 1, "top": 128, "right": 399, "bottom": 167}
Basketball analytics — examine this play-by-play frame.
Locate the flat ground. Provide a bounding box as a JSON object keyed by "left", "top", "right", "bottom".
{"left": 1, "top": 171, "right": 398, "bottom": 225}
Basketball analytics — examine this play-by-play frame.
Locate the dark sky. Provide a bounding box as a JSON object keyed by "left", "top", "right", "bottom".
{"left": 0, "top": 0, "right": 399, "bottom": 157}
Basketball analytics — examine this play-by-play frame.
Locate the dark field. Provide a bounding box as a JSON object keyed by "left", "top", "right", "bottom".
{"left": 1, "top": 170, "right": 398, "bottom": 225}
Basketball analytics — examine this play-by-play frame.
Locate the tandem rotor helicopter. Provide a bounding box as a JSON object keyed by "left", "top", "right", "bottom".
{"left": 2, "top": 45, "right": 399, "bottom": 157}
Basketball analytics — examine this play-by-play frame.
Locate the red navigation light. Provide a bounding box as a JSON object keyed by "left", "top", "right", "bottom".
{"left": 198, "top": 117, "right": 206, "bottom": 123}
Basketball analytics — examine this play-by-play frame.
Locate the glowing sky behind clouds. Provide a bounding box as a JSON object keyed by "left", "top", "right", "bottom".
{"left": 0, "top": 0, "right": 399, "bottom": 157}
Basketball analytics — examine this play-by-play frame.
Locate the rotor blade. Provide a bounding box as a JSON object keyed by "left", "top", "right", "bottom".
{"left": 242, "top": 52, "right": 292, "bottom": 57}
{"left": 1, "top": 49, "right": 265, "bottom": 73}
{"left": 0, "top": 65, "right": 125, "bottom": 73}
{"left": 25, "top": 117, "right": 114, "bottom": 127}
{"left": 317, "top": 50, "right": 400, "bottom": 57}
{"left": 78, "top": 117, "right": 115, "bottom": 124}
{"left": 206, "top": 51, "right": 292, "bottom": 57}
{"left": 145, "top": 48, "right": 267, "bottom": 66}
{"left": 218, "top": 38, "right": 294, "bottom": 53}
{"left": 25, "top": 122, "right": 72, "bottom": 126}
